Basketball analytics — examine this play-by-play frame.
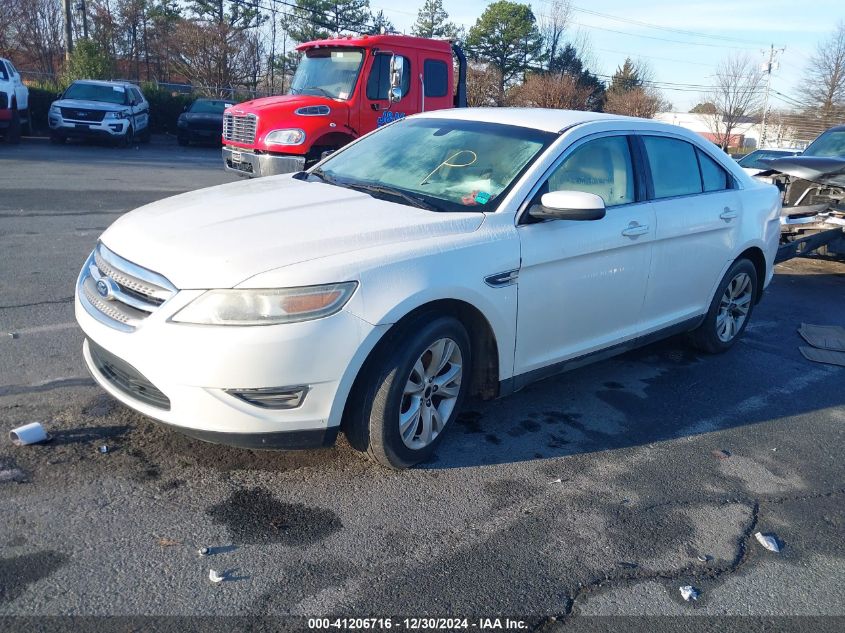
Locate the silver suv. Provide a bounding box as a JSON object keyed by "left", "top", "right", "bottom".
{"left": 49, "top": 80, "right": 150, "bottom": 146}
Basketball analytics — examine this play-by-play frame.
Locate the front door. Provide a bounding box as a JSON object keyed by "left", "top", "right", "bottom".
{"left": 514, "top": 134, "right": 655, "bottom": 378}
{"left": 358, "top": 52, "right": 412, "bottom": 134}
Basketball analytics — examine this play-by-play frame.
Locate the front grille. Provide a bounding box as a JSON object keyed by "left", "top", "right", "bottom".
{"left": 223, "top": 113, "right": 257, "bottom": 144}
{"left": 60, "top": 107, "right": 106, "bottom": 122}
{"left": 88, "top": 340, "right": 171, "bottom": 410}
{"left": 78, "top": 244, "right": 176, "bottom": 331}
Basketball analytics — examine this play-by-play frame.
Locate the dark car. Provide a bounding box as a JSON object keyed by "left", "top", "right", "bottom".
{"left": 176, "top": 98, "right": 232, "bottom": 146}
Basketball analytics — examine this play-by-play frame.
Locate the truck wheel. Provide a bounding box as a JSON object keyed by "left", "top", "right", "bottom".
{"left": 347, "top": 314, "right": 471, "bottom": 469}
{"left": 6, "top": 108, "right": 21, "bottom": 144}
{"left": 689, "top": 259, "right": 757, "bottom": 354}
{"left": 50, "top": 131, "right": 65, "bottom": 145}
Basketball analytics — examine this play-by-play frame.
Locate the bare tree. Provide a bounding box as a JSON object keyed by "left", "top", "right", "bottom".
{"left": 2, "top": 0, "right": 66, "bottom": 77}
{"left": 508, "top": 72, "right": 596, "bottom": 110}
{"left": 604, "top": 58, "right": 671, "bottom": 118}
{"left": 466, "top": 63, "right": 502, "bottom": 107}
{"left": 539, "top": 0, "right": 571, "bottom": 71}
{"left": 802, "top": 20, "right": 845, "bottom": 128}
{"left": 704, "top": 53, "right": 765, "bottom": 150}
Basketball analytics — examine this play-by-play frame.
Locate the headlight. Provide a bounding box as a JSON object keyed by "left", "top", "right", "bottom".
{"left": 105, "top": 110, "right": 130, "bottom": 120}
{"left": 170, "top": 282, "right": 358, "bottom": 326}
{"left": 49, "top": 104, "right": 60, "bottom": 114}
{"left": 264, "top": 128, "right": 306, "bottom": 146}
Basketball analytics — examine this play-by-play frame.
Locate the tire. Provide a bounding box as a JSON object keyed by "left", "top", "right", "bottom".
{"left": 119, "top": 126, "right": 134, "bottom": 147}
{"left": 49, "top": 131, "right": 65, "bottom": 145}
{"left": 347, "top": 314, "right": 472, "bottom": 469}
{"left": 689, "top": 258, "right": 757, "bottom": 354}
{"left": 22, "top": 108, "right": 32, "bottom": 135}
{"left": 6, "top": 108, "right": 21, "bottom": 144}
{"left": 177, "top": 133, "right": 189, "bottom": 146}
{"left": 140, "top": 125, "right": 151, "bottom": 143}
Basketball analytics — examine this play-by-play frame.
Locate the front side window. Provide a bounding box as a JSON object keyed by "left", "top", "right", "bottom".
{"left": 643, "top": 136, "right": 702, "bottom": 199}
{"left": 63, "top": 82, "right": 130, "bottom": 105}
{"left": 314, "top": 118, "right": 555, "bottom": 212}
{"left": 290, "top": 48, "right": 364, "bottom": 100}
{"left": 545, "top": 136, "right": 635, "bottom": 207}
{"left": 367, "top": 54, "right": 411, "bottom": 100}
{"left": 0, "top": 63, "right": 9, "bottom": 81}
{"left": 423, "top": 59, "right": 448, "bottom": 98}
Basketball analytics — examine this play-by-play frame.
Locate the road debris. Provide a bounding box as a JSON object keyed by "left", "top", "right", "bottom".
{"left": 99, "top": 445, "right": 109, "bottom": 454}
{"left": 798, "top": 323, "right": 845, "bottom": 352}
{"left": 697, "top": 554, "right": 711, "bottom": 563}
{"left": 9, "top": 422, "right": 51, "bottom": 446}
{"left": 549, "top": 478, "right": 562, "bottom": 484}
{"left": 679, "top": 585, "right": 699, "bottom": 601}
{"left": 755, "top": 532, "right": 781, "bottom": 553}
{"left": 198, "top": 547, "right": 211, "bottom": 556}
{"left": 711, "top": 449, "right": 731, "bottom": 460}
{"left": 157, "top": 537, "right": 181, "bottom": 547}
{"left": 0, "top": 468, "right": 28, "bottom": 483}
{"left": 208, "top": 569, "right": 225, "bottom": 584}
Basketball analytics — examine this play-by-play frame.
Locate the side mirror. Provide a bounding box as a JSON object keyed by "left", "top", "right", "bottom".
{"left": 528, "top": 191, "right": 606, "bottom": 221}
{"left": 389, "top": 55, "right": 404, "bottom": 102}
{"left": 183, "top": 104, "right": 190, "bottom": 112}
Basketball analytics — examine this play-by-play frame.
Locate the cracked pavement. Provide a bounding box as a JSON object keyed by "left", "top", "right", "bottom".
{"left": 1, "top": 140, "right": 844, "bottom": 630}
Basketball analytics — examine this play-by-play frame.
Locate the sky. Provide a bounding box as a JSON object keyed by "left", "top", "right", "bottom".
{"left": 366, "top": 0, "right": 844, "bottom": 111}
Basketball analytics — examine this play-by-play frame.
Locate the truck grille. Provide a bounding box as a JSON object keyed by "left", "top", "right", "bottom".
{"left": 78, "top": 243, "right": 177, "bottom": 332}
{"left": 60, "top": 107, "right": 107, "bottom": 122}
{"left": 88, "top": 340, "right": 171, "bottom": 410}
{"left": 223, "top": 113, "right": 257, "bottom": 144}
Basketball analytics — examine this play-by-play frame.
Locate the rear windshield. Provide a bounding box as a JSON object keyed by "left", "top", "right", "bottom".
{"left": 190, "top": 100, "right": 232, "bottom": 114}
{"left": 64, "top": 82, "right": 130, "bottom": 105}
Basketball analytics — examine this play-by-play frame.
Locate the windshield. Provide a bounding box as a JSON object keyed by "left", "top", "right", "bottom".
{"left": 802, "top": 129, "right": 845, "bottom": 158}
{"left": 190, "top": 99, "right": 232, "bottom": 114}
{"left": 290, "top": 48, "right": 363, "bottom": 100}
{"left": 738, "top": 149, "right": 798, "bottom": 169}
{"left": 64, "top": 82, "right": 129, "bottom": 105}
{"left": 313, "top": 118, "right": 556, "bottom": 212}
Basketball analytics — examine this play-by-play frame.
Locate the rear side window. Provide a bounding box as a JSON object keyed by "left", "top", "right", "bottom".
{"left": 546, "top": 135, "right": 636, "bottom": 207}
{"left": 423, "top": 59, "right": 448, "bottom": 98}
{"left": 366, "top": 54, "right": 410, "bottom": 100}
{"left": 0, "top": 63, "right": 8, "bottom": 81}
{"left": 642, "top": 136, "right": 702, "bottom": 199}
{"left": 697, "top": 149, "right": 731, "bottom": 192}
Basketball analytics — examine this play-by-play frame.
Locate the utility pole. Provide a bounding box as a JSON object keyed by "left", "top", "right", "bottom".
{"left": 64, "top": 0, "right": 74, "bottom": 59}
{"left": 759, "top": 43, "right": 785, "bottom": 148}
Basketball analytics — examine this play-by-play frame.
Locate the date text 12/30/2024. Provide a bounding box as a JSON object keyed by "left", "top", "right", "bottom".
{"left": 308, "top": 618, "right": 528, "bottom": 630}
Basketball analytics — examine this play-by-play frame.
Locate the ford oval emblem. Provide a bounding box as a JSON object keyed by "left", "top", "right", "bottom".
{"left": 96, "top": 278, "right": 116, "bottom": 300}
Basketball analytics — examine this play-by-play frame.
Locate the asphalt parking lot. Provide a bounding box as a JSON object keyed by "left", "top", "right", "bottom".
{"left": 1, "top": 138, "right": 844, "bottom": 631}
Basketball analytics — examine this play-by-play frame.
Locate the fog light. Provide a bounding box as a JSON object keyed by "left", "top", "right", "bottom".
{"left": 226, "top": 386, "right": 308, "bottom": 409}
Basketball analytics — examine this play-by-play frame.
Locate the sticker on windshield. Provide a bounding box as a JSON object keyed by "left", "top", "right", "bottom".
{"left": 338, "top": 91, "right": 349, "bottom": 100}
{"left": 475, "top": 191, "right": 491, "bottom": 204}
{"left": 113, "top": 86, "right": 125, "bottom": 92}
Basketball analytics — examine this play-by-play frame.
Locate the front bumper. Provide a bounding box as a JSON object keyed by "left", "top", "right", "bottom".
{"left": 222, "top": 145, "right": 305, "bottom": 177}
{"left": 49, "top": 116, "right": 128, "bottom": 138}
{"left": 75, "top": 279, "right": 379, "bottom": 450}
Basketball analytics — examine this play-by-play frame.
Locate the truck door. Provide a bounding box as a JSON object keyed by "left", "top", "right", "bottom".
{"left": 358, "top": 51, "right": 412, "bottom": 134}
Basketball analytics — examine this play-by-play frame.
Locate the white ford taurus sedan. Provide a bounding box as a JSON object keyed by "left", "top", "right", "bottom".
{"left": 75, "top": 108, "right": 781, "bottom": 468}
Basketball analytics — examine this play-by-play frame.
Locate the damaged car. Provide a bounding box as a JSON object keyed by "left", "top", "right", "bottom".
{"left": 759, "top": 125, "right": 845, "bottom": 260}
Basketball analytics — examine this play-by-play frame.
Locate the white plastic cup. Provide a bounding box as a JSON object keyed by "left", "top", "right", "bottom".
{"left": 9, "top": 422, "right": 50, "bottom": 446}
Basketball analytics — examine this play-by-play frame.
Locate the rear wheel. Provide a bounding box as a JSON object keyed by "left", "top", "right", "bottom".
{"left": 22, "top": 108, "right": 32, "bottom": 135}
{"left": 347, "top": 315, "right": 471, "bottom": 469}
{"left": 689, "top": 258, "right": 757, "bottom": 353}
{"left": 6, "top": 107, "right": 21, "bottom": 144}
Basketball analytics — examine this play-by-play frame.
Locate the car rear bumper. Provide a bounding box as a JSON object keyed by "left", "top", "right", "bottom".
{"left": 222, "top": 145, "right": 305, "bottom": 177}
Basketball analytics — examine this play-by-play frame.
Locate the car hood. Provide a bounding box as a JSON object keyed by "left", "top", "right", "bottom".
{"left": 100, "top": 176, "right": 485, "bottom": 289}
{"left": 232, "top": 94, "right": 340, "bottom": 114}
{"left": 760, "top": 155, "right": 845, "bottom": 187}
{"left": 53, "top": 98, "right": 127, "bottom": 112}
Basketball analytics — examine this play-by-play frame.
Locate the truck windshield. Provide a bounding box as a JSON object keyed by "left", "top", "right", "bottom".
{"left": 802, "top": 129, "right": 845, "bottom": 158}
{"left": 64, "top": 82, "right": 129, "bottom": 105}
{"left": 290, "top": 48, "right": 364, "bottom": 100}
{"left": 312, "top": 118, "right": 556, "bottom": 212}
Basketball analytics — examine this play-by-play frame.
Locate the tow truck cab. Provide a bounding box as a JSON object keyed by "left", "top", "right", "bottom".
{"left": 222, "top": 34, "right": 468, "bottom": 177}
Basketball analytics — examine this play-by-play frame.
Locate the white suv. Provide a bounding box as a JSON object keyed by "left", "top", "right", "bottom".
{"left": 75, "top": 108, "right": 781, "bottom": 469}
{"left": 0, "top": 57, "right": 30, "bottom": 143}
{"left": 49, "top": 80, "right": 150, "bottom": 145}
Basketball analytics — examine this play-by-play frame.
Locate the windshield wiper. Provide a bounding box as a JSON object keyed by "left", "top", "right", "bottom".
{"left": 308, "top": 167, "right": 339, "bottom": 185}
{"left": 301, "top": 86, "right": 333, "bottom": 98}
{"left": 343, "top": 182, "right": 441, "bottom": 212}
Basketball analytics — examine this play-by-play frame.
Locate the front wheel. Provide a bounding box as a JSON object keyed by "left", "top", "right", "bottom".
{"left": 348, "top": 315, "right": 471, "bottom": 469}
{"left": 689, "top": 259, "right": 757, "bottom": 354}
{"left": 118, "top": 126, "right": 134, "bottom": 147}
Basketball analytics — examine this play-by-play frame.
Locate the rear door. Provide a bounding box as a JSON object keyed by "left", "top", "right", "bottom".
{"left": 514, "top": 133, "right": 655, "bottom": 378}
{"left": 129, "top": 86, "right": 149, "bottom": 132}
{"left": 637, "top": 134, "right": 742, "bottom": 331}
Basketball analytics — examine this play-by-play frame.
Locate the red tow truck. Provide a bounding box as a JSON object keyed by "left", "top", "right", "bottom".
{"left": 221, "top": 34, "right": 467, "bottom": 177}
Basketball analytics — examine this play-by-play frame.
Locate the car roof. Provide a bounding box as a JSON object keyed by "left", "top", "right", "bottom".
{"left": 71, "top": 79, "right": 138, "bottom": 90}
{"left": 414, "top": 107, "right": 675, "bottom": 134}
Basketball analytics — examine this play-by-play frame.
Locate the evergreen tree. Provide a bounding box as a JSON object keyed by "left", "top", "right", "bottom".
{"left": 285, "top": 0, "right": 371, "bottom": 43}
{"left": 367, "top": 9, "right": 394, "bottom": 35}
{"left": 608, "top": 58, "right": 643, "bottom": 94}
{"left": 412, "top": 0, "right": 459, "bottom": 39}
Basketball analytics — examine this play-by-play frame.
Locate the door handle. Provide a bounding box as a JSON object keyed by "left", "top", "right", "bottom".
{"left": 720, "top": 207, "right": 739, "bottom": 221}
{"left": 621, "top": 222, "right": 649, "bottom": 238}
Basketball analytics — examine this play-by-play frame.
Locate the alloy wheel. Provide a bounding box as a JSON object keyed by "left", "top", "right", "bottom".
{"left": 716, "top": 272, "right": 753, "bottom": 342}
